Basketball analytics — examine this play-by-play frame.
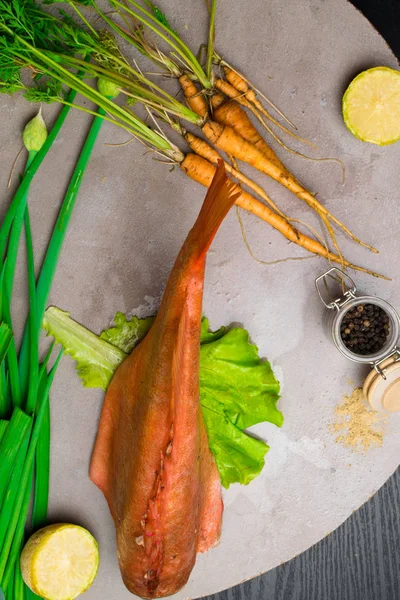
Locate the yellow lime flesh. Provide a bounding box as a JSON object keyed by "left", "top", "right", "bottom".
{"left": 20, "top": 524, "right": 99, "bottom": 600}
{"left": 343, "top": 66, "right": 400, "bottom": 145}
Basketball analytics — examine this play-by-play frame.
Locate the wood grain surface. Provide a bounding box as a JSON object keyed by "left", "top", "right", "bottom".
{"left": 206, "top": 3, "right": 400, "bottom": 599}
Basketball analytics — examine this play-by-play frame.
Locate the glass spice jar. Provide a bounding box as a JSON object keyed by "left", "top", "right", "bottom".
{"left": 316, "top": 267, "right": 400, "bottom": 413}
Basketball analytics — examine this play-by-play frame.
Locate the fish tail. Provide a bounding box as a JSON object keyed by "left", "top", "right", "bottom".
{"left": 190, "top": 160, "right": 240, "bottom": 257}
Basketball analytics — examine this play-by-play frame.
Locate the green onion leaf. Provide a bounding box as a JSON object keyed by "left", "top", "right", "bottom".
{"left": 31, "top": 372, "right": 50, "bottom": 530}
{"left": 13, "top": 557, "right": 25, "bottom": 600}
{"left": 0, "top": 367, "right": 10, "bottom": 421}
{"left": 19, "top": 106, "right": 106, "bottom": 400}
{"left": 0, "top": 324, "right": 12, "bottom": 369}
{"left": 0, "top": 408, "right": 31, "bottom": 506}
{"left": 0, "top": 420, "right": 8, "bottom": 443}
{"left": 0, "top": 429, "right": 31, "bottom": 558}
{"left": 0, "top": 352, "right": 62, "bottom": 587}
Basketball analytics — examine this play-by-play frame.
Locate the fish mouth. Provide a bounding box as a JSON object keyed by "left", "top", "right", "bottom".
{"left": 144, "top": 569, "right": 160, "bottom": 594}
{"left": 122, "top": 567, "right": 190, "bottom": 599}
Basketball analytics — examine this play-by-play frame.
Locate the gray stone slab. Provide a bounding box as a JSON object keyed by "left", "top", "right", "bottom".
{"left": 0, "top": 0, "right": 399, "bottom": 598}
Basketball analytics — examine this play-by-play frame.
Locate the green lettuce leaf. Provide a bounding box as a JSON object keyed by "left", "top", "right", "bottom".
{"left": 199, "top": 318, "right": 227, "bottom": 344}
{"left": 199, "top": 325, "right": 282, "bottom": 488}
{"left": 42, "top": 308, "right": 126, "bottom": 389}
{"left": 100, "top": 312, "right": 154, "bottom": 353}
{"left": 42, "top": 308, "right": 283, "bottom": 488}
{"left": 200, "top": 396, "right": 270, "bottom": 488}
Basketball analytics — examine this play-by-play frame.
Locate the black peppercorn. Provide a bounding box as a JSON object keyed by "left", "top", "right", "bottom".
{"left": 340, "top": 303, "right": 390, "bottom": 355}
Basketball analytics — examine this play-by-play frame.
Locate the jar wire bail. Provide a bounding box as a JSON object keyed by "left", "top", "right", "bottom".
{"left": 315, "top": 267, "right": 357, "bottom": 311}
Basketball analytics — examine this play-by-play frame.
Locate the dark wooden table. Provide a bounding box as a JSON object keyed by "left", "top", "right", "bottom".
{"left": 207, "top": 3, "right": 400, "bottom": 599}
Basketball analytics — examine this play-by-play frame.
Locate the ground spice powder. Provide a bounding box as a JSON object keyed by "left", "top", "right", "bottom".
{"left": 331, "top": 388, "right": 387, "bottom": 453}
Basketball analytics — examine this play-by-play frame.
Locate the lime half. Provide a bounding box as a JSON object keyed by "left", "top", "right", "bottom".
{"left": 343, "top": 66, "right": 400, "bottom": 145}
{"left": 21, "top": 524, "right": 99, "bottom": 600}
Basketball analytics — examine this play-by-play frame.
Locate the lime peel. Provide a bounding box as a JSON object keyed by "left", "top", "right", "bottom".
{"left": 342, "top": 66, "right": 400, "bottom": 146}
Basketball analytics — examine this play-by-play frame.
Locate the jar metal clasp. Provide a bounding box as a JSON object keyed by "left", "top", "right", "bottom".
{"left": 315, "top": 267, "right": 357, "bottom": 311}
{"left": 316, "top": 267, "right": 400, "bottom": 379}
{"left": 372, "top": 348, "right": 400, "bottom": 380}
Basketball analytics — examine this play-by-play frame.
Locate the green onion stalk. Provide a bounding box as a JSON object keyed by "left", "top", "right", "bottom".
{"left": 0, "top": 107, "right": 66, "bottom": 598}
{"left": 0, "top": 113, "right": 104, "bottom": 597}
{"left": 0, "top": 64, "right": 123, "bottom": 600}
{"left": 21, "top": 81, "right": 119, "bottom": 542}
{"left": 2, "top": 110, "right": 48, "bottom": 412}
{"left": 0, "top": 353, "right": 62, "bottom": 595}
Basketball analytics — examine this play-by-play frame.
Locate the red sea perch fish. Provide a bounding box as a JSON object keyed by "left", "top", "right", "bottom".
{"left": 90, "top": 162, "right": 239, "bottom": 598}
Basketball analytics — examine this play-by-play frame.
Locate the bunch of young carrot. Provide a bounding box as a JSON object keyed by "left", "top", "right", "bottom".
{"left": 0, "top": 0, "right": 385, "bottom": 279}
{"left": 65, "top": 0, "right": 384, "bottom": 275}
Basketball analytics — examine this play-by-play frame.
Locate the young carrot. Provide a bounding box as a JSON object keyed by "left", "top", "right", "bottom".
{"left": 216, "top": 78, "right": 314, "bottom": 148}
{"left": 184, "top": 131, "right": 287, "bottom": 218}
{"left": 216, "top": 77, "right": 347, "bottom": 175}
{"left": 213, "top": 56, "right": 298, "bottom": 129}
{"left": 210, "top": 92, "right": 225, "bottom": 110}
{"left": 224, "top": 67, "right": 261, "bottom": 103}
{"left": 179, "top": 74, "right": 208, "bottom": 118}
{"left": 180, "top": 154, "right": 383, "bottom": 279}
{"left": 201, "top": 120, "right": 343, "bottom": 255}
{"left": 210, "top": 89, "right": 373, "bottom": 254}
{"left": 201, "top": 121, "right": 377, "bottom": 254}
{"left": 224, "top": 67, "right": 294, "bottom": 129}
{"left": 178, "top": 75, "right": 287, "bottom": 177}
{"left": 178, "top": 79, "right": 289, "bottom": 193}
{"left": 210, "top": 94, "right": 287, "bottom": 172}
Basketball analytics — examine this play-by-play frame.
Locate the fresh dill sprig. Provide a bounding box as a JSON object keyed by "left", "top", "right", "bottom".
{"left": 44, "top": 0, "right": 95, "bottom": 5}
{"left": 142, "top": 0, "right": 177, "bottom": 35}
{"left": 0, "top": 65, "right": 24, "bottom": 96}
{"left": 0, "top": 0, "right": 193, "bottom": 158}
{"left": 91, "top": 30, "right": 131, "bottom": 76}
{"left": 24, "top": 80, "right": 64, "bottom": 104}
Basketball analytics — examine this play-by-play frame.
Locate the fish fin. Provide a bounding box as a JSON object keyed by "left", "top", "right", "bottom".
{"left": 89, "top": 396, "right": 113, "bottom": 497}
{"left": 190, "top": 160, "right": 240, "bottom": 257}
{"left": 197, "top": 412, "right": 223, "bottom": 552}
